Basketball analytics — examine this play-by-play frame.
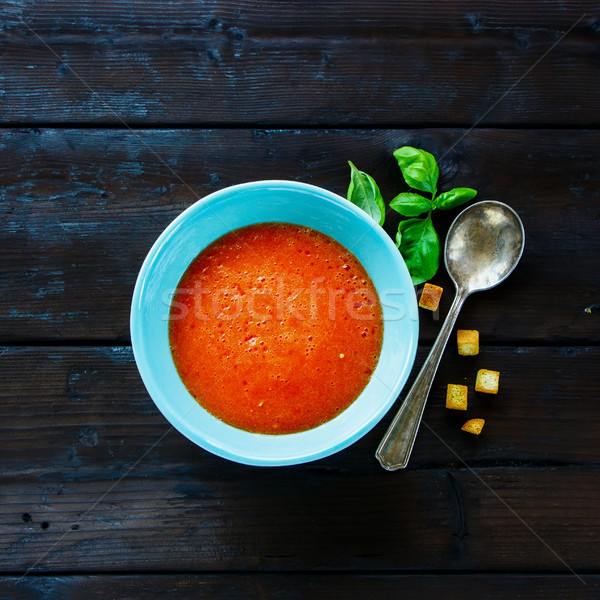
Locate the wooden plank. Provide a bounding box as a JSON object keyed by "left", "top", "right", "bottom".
{"left": 2, "top": 574, "right": 599, "bottom": 600}
{"left": 1, "top": 464, "right": 598, "bottom": 572}
{"left": 0, "top": 346, "right": 599, "bottom": 572}
{"left": 0, "top": 128, "right": 598, "bottom": 343}
{"left": 4, "top": 0, "right": 594, "bottom": 33}
{"left": 1, "top": 345, "right": 598, "bottom": 469}
{"left": 0, "top": 2, "right": 598, "bottom": 125}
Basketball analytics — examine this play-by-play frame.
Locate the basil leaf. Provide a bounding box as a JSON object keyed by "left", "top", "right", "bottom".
{"left": 347, "top": 161, "right": 386, "bottom": 226}
{"left": 395, "top": 217, "right": 440, "bottom": 285}
{"left": 393, "top": 146, "right": 439, "bottom": 195}
{"left": 389, "top": 192, "right": 432, "bottom": 217}
{"left": 435, "top": 187, "right": 477, "bottom": 210}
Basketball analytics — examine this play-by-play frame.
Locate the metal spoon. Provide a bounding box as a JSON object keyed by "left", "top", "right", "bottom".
{"left": 376, "top": 200, "right": 525, "bottom": 471}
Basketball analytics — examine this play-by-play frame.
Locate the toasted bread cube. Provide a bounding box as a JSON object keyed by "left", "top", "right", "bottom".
{"left": 446, "top": 384, "right": 468, "bottom": 410}
{"left": 457, "top": 329, "right": 479, "bottom": 356}
{"left": 461, "top": 418, "right": 485, "bottom": 435}
{"left": 475, "top": 369, "right": 499, "bottom": 394}
{"left": 419, "top": 283, "right": 443, "bottom": 311}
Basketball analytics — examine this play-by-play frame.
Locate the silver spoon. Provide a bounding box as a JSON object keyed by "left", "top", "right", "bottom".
{"left": 376, "top": 200, "right": 525, "bottom": 471}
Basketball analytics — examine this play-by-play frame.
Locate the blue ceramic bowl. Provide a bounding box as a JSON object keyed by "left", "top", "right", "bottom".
{"left": 131, "top": 180, "right": 418, "bottom": 466}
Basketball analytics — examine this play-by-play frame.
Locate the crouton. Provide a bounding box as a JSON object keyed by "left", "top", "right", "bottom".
{"left": 475, "top": 369, "right": 499, "bottom": 394}
{"left": 446, "top": 384, "right": 468, "bottom": 410}
{"left": 457, "top": 329, "right": 479, "bottom": 356}
{"left": 461, "top": 418, "right": 485, "bottom": 435}
{"left": 419, "top": 283, "right": 443, "bottom": 311}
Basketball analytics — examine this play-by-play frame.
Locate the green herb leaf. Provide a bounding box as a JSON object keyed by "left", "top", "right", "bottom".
{"left": 347, "top": 161, "right": 386, "bottom": 226}
{"left": 346, "top": 147, "right": 476, "bottom": 286}
{"left": 435, "top": 187, "right": 477, "bottom": 210}
{"left": 393, "top": 147, "right": 439, "bottom": 195}
{"left": 389, "top": 192, "right": 433, "bottom": 217}
{"left": 395, "top": 216, "right": 440, "bottom": 285}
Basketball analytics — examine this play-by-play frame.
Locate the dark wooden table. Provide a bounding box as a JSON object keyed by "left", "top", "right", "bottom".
{"left": 1, "top": 2, "right": 599, "bottom": 598}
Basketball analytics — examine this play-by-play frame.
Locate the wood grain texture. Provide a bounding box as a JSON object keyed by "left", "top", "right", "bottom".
{"left": 4, "top": 0, "right": 595, "bottom": 33}
{"left": 1, "top": 345, "right": 598, "bottom": 470}
{"left": 1, "top": 0, "right": 599, "bottom": 587}
{"left": 2, "top": 574, "right": 598, "bottom": 600}
{"left": 1, "top": 2, "right": 598, "bottom": 125}
{"left": 0, "top": 128, "right": 598, "bottom": 343}
{"left": 0, "top": 346, "right": 598, "bottom": 572}
{"left": 2, "top": 464, "right": 598, "bottom": 572}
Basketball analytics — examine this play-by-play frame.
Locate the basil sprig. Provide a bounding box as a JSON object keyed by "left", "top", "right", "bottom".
{"left": 347, "top": 147, "right": 477, "bottom": 285}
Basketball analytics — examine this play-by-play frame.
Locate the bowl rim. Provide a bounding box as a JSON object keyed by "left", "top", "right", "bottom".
{"left": 130, "top": 179, "right": 419, "bottom": 466}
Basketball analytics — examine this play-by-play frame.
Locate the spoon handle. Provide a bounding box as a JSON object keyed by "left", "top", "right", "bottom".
{"left": 376, "top": 290, "right": 467, "bottom": 470}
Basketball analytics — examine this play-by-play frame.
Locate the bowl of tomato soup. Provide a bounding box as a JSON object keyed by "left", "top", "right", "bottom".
{"left": 131, "top": 180, "right": 418, "bottom": 466}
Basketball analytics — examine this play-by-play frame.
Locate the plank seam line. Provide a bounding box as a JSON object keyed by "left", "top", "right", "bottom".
{"left": 4, "top": 570, "right": 600, "bottom": 578}
{"left": 1, "top": 123, "right": 600, "bottom": 131}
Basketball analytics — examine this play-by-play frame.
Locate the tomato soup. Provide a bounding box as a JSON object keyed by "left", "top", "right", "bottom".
{"left": 169, "top": 223, "right": 383, "bottom": 434}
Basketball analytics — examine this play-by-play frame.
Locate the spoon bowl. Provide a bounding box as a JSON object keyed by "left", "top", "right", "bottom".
{"left": 376, "top": 200, "right": 525, "bottom": 470}
{"left": 446, "top": 201, "right": 525, "bottom": 294}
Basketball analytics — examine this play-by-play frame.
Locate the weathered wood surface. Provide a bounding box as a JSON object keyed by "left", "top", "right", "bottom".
{"left": 2, "top": 460, "right": 599, "bottom": 572}
{"left": 2, "top": 345, "right": 598, "bottom": 469}
{"left": 1, "top": 128, "right": 599, "bottom": 343}
{"left": 2, "top": 464, "right": 598, "bottom": 572}
{"left": 1, "top": 1, "right": 598, "bottom": 125}
{"left": 2, "top": 575, "right": 599, "bottom": 600}
{"left": 5, "top": 0, "right": 595, "bottom": 32}
{"left": 1, "top": 346, "right": 598, "bottom": 572}
{"left": 1, "top": 0, "right": 599, "bottom": 594}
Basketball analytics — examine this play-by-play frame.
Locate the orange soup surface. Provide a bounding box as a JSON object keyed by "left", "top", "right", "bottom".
{"left": 169, "top": 223, "right": 383, "bottom": 434}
